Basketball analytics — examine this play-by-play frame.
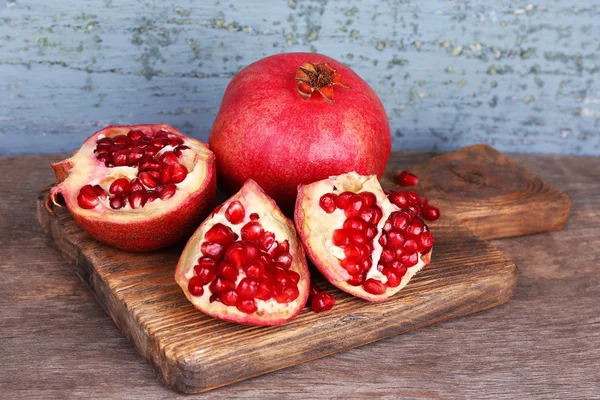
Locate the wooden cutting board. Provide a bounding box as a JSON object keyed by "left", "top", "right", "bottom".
{"left": 36, "top": 145, "right": 569, "bottom": 393}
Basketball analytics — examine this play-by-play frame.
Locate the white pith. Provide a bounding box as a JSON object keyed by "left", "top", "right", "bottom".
{"left": 176, "top": 180, "right": 308, "bottom": 321}
{"left": 56, "top": 125, "right": 211, "bottom": 220}
{"left": 299, "top": 172, "right": 428, "bottom": 298}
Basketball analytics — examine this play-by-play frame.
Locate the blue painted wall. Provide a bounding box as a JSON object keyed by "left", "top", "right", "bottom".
{"left": 0, "top": 0, "right": 598, "bottom": 156}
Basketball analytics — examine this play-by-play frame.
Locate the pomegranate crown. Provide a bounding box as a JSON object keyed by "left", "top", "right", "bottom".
{"left": 295, "top": 62, "right": 351, "bottom": 104}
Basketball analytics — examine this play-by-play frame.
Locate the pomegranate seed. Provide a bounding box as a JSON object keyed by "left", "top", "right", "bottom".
{"left": 423, "top": 205, "right": 440, "bottom": 221}
{"left": 388, "top": 191, "right": 409, "bottom": 208}
{"left": 363, "top": 278, "right": 386, "bottom": 295}
{"left": 128, "top": 191, "right": 146, "bottom": 209}
{"left": 311, "top": 291, "right": 336, "bottom": 312}
{"left": 380, "top": 248, "right": 395, "bottom": 265}
{"left": 274, "top": 285, "right": 299, "bottom": 303}
{"left": 350, "top": 231, "right": 368, "bottom": 245}
{"left": 387, "top": 231, "right": 405, "bottom": 249}
{"left": 161, "top": 165, "right": 172, "bottom": 184}
{"left": 158, "top": 183, "right": 176, "bottom": 200}
{"left": 224, "top": 242, "right": 249, "bottom": 267}
{"left": 249, "top": 213, "right": 260, "bottom": 220}
{"left": 257, "top": 231, "right": 275, "bottom": 251}
{"left": 419, "top": 197, "right": 428, "bottom": 206}
{"left": 169, "top": 166, "right": 188, "bottom": 185}
{"left": 96, "top": 137, "right": 113, "bottom": 146}
{"left": 140, "top": 157, "right": 162, "bottom": 171}
{"left": 397, "top": 170, "right": 419, "bottom": 186}
{"left": 187, "top": 276, "right": 205, "bottom": 297}
{"left": 244, "top": 259, "right": 267, "bottom": 280}
{"left": 343, "top": 217, "right": 367, "bottom": 232}
{"left": 360, "top": 191, "right": 377, "bottom": 207}
{"left": 343, "top": 244, "right": 362, "bottom": 260}
{"left": 77, "top": 185, "right": 99, "bottom": 209}
{"left": 279, "top": 240, "right": 290, "bottom": 253}
{"left": 330, "top": 229, "right": 348, "bottom": 246}
{"left": 127, "top": 129, "right": 144, "bottom": 141}
{"left": 347, "top": 272, "right": 366, "bottom": 286}
{"left": 139, "top": 172, "right": 158, "bottom": 189}
{"left": 344, "top": 195, "right": 365, "bottom": 218}
{"left": 146, "top": 193, "right": 159, "bottom": 203}
{"left": 406, "top": 204, "right": 421, "bottom": 217}
{"left": 144, "top": 148, "right": 158, "bottom": 158}
{"left": 112, "top": 135, "right": 131, "bottom": 146}
{"left": 109, "top": 195, "right": 126, "bottom": 209}
{"left": 169, "top": 137, "right": 184, "bottom": 147}
{"left": 173, "top": 145, "right": 189, "bottom": 157}
{"left": 404, "top": 238, "right": 419, "bottom": 252}
{"left": 309, "top": 283, "right": 323, "bottom": 298}
{"left": 216, "top": 262, "right": 238, "bottom": 282}
{"left": 160, "top": 151, "right": 179, "bottom": 165}
{"left": 113, "top": 150, "right": 128, "bottom": 166}
{"left": 127, "top": 147, "right": 144, "bottom": 165}
{"left": 236, "top": 298, "right": 258, "bottom": 314}
{"left": 209, "top": 277, "right": 235, "bottom": 294}
{"left": 205, "top": 223, "right": 235, "bottom": 245}
{"left": 225, "top": 201, "right": 245, "bottom": 224}
{"left": 109, "top": 178, "right": 130, "bottom": 195}
{"left": 365, "top": 226, "right": 377, "bottom": 239}
{"left": 129, "top": 178, "right": 145, "bottom": 193}
{"left": 241, "top": 221, "right": 264, "bottom": 241}
{"left": 420, "top": 231, "right": 435, "bottom": 252}
{"left": 359, "top": 207, "right": 378, "bottom": 224}
{"left": 220, "top": 289, "right": 238, "bottom": 306}
{"left": 335, "top": 191, "right": 353, "bottom": 209}
{"left": 319, "top": 193, "right": 337, "bottom": 213}
{"left": 236, "top": 278, "right": 259, "bottom": 299}
{"left": 92, "top": 185, "right": 107, "bottom": 199}
{"left": 201, "top": 242, "right": 225, "bottom": 260}
{"left": 378, "top": 234, "right": 387, "bottom": 246}
{"left": 340, "top": 258, "right": 361, "bottom": 275}
{"left": 407, "top": 220, "right": 425, "bottom": 236}
{"left": 391, "top": 211, "right": 411, "bottom": 231}
{"left": 407, "top": 191, "right": 420, "bottom": 204}
{"left": 255, "top": 280, "right": 274, "bottom": 301}
{"left": 288, "top": 271, "right": 300, "bottom": 284}
{"left": 194, "top": 266, "right": 216, "bottom": 286}
{"left": 401, "top": 252, "right": 418, "bottom": 267}
{"left": 151, "top": 137, "right": 169, "bottom": 149}
{"left": 383, "top": 268, "right": 402, "bottom": 287}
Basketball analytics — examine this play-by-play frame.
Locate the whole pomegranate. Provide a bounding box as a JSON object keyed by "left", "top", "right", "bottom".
{"left": 47, "top": 124, "right": 216, "bottom": 252}
{"left": 295, "top": 172, "right": 433, "bottom": 301}
{"left": 175, "top": 179, "right": 309, "bottom": 326}
{"left": 209, "top": 52, "right": 391, "bottom": 212}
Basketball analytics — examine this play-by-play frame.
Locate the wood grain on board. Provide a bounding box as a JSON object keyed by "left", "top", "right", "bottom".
{"left": 382, "top": 144, "right": 571, "bottom": 240}
{"left": 36, "top": 188, "right": 515, "bottom": 393}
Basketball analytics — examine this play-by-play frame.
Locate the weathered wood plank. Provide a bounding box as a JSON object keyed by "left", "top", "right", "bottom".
{"left": 1, "top": 152, "right": 599, "bottom": 399}
{"left": 1, "top": 1, "right": 599, "bottom": 155}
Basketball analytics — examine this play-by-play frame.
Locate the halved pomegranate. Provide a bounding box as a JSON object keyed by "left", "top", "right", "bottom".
{"left": 175, "top": 180, "right": 310, "bottom": 326}
{"left": 295, "top": 172, "right": 433, "bottom": 302}
{"left": 47, "top": 124, "right": 216, "bottom": 252}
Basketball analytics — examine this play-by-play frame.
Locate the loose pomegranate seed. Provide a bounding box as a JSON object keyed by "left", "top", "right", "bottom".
{"left": 422, "top": 205, "right": 440, "bottom": 221}
{"left": 311, "top": 292, "right": 336, "bottom": 312}
{"left": 363, "top": 278, "right": 385, "bottom": 295}
{"left": 187, "top": 276, "right": 205, "bottom": 297}
{"left": 109, "top": 178, "right": 130, "bottom": 195}
{"left": 225, "top": 201, "right": 245, "bottom": 224}
{"left": 237, "top": 298, "right": 258, "bottom": 314}
{"left": 319, "top": 193, "right": 337, "bottom": 213}
{"left": 397, "top": 170, "right": 419, "bottom": 186}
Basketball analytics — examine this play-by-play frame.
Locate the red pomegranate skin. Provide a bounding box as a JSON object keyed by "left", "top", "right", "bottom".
{"left": 209, "top": 52, "right": 391, "bottom": 212}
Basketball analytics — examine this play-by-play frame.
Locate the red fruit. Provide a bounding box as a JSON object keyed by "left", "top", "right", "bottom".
{"left": 209, "top": 53, "right": 391, "bottom": 212}
{"left": 308, "top": 283, "right": 336, "bottom": 313}
{"left": 397, "top": 170, "right": 419, "bottom": 186}
{"left": 175, "top": 180, "right": 310, "bottom": 326}
{"left": 423, "top": 205, "right": 441, "bottom": 221}
{"left": 295, "top": 172, "right": 433, "bottom": 302}
{"left": 47, "top": 124, "right": 217, "bottom": 252}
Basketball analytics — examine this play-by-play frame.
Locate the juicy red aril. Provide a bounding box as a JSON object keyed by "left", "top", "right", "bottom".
{"left": 274, "top": 285, "right": 300, "bottom": 303}
{"left": 209, "top": 277, "right": 235, "bottom": 294}
{"left": 319, "top": 193, "right": 337, "bottom": 213}
{"left": 236, "top": 278, "right": 258, "bottom": 299}
{"left": 407, "top": 220, "right": 425, "bottom": 236}
{"left": 335, "top": 191, "right": 353, "bottom": 209}
{"left": 249, "top": 213, "right": 260, "bottom": 220}
{"left": 344, "top": 195, "right": 365, "bottom": 217}
{"left": 188, "top": 276, "right": 205, "bottom": 297}
{"left": 130, "top": 178, "right": 145, "bottom": 193}
{"left": 311, "top": 292, "right": 336, "bottom": 313}
{"left": 205, "top": 223, "right": 235, "bottom": 245}
{"left": 388, "top": 191, "right": 409, "bottom": 208}
{"left": 92, "top": 185, "right": 107, "bottom": 199}
{"left": 127, "top": 130, "right": 144, "bottom": 141}
{"left": 109, "top": 178, "right": 130, "bottom": 195}
{"left": 423, "top": 205, "right": 440, "bottom": 221}
{"left": 237, "top": 298, "right": 258, "bottom": 314}
{"left": 420, "top": 231, "right": 435, "bottom": 252}
{"left": 225, "top": 201, "right": 245, "bottom": 224}
{"left": 139, "top": 172, "right": 158, "bottom": 188}
{"left": 194, "top": 265, "right": 216, "bottom": 285}
{"left": 158, "top": 183, "right": 176, "bottom": 200}
{"left": 363, "top": 278, "right": 385, "bottom": 295}
{"left": 383, "top": 267, "right": 402, "bottom": 287}
{"left": 220, "top": 290, "right": 238, "bottom": 306}
{"left": 332, "top": 229, "right": 350, "bottom": 246}
{"left": 109, "top": 195, "right": 126, "bottom": 209}
{"left": 360, "top": 191, "right": 377, "bottom": 207}
{"left": 255, "top": 280, "right": 274, "bottom": 301}
{"left": 397, "top": 170, "right": 419, "bottom": 186}
{"left": 244, "top": 259, "right": 267, "bottom": 280}
{"left": 77, "top": 185, "right": 99, "bottom": 209}
{"left": 216, "top": 262, "right": 238, "bottom": 282}
{"left": 129, "top": 191, "right": 146, "bottom": 209}
{"left": 201, "top": 242, "right": 225, "bottom": 260}
{"left": 241, "top": 221, "right": 264, "bottom": 241}
{"left": 169, "top": 163, "right": 188, "bottom": 184}
{"left": 407, "top": 191, "right": 420, "bottom": 204}
{"left": 401, "top": 252, "right": 418, "bottom": 267}
{"left": 160, "top": 151, "right": 179, "bottom": 165}
{"left": 225, "top": 242, "right": 249, "bottom": 267}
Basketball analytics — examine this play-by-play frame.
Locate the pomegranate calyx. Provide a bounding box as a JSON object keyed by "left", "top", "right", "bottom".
{"left": 295, "top": 62, "right": 350, "bottom": 104}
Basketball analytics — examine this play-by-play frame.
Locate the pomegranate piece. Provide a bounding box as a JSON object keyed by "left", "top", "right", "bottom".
{"left": 175, "top": 180, "right": 310, "bottom": 326}
{"left": 47, "top": 124, "right": 217, "bottom": 252}
{"left": 295, "top": 172, "right": 434, "bottom": 302}
{"left": 397, "top": 170, "right": 419, "bottom": 186}
{"left": 208, "top": 53, "right": 391, "bottom": 213}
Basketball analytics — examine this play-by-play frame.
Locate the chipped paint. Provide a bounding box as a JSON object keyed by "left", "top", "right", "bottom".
{"left": 0, "top": 0, "right": 598, "bottom": 155}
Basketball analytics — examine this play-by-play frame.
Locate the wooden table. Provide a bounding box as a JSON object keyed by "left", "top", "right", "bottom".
{"left": 1, "top": 152, "right": 599, "bottom": 399}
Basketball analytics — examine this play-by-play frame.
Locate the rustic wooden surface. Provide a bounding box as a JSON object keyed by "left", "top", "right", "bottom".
{"left": 1, "top": 1, "right": 599, "bottom": 156}
{"left": 36, "top": 182, "right": 516, "bottom": 393}
{"left": 384, "top": 144, "right": 571, "bottom": 240}
{"left": 1, "top": 151, "right": 599, "bottom": 399}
